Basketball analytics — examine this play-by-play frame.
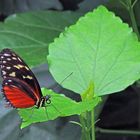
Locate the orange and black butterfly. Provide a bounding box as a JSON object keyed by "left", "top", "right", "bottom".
{"left": 0, "top": 48, "right": 51, "bottom": 109}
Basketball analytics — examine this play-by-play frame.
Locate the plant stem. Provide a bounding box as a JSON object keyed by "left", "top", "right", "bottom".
{"left": 120, "top": 0, "right": 140, "bottom": 40}
{"left": 96, "top": 127, "right": 140, "bottom": 136}
{"left": 80, "top": 114, "right": 90, "bottom": 140}
{"left": 79, "top": 115, "right": 86, "bottom": 140}
{"left": 129, "top": 2, "right": 140, "bottom": 40}
{"left": 91, "top": 109, "right": 95, "bottom": 140}
{"left": 132, "top": 0, "right": 138, "bottom": 8}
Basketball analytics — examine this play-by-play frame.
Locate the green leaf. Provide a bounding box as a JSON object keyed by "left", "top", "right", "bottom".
{"left": 81, "top": 81, "right": 94, "bottom": 100}
{"left": 0, "top": 11, "right": 81, "bottom": 67}
{"left": 48, "top": 5, "right": 140, "bottom": 96}
{"left": 19, "top": 88, "right": 101, "bottom": 128}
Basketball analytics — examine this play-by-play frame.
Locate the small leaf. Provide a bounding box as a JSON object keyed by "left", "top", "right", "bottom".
{"left": 81, "top": 81, "right": 94, "bottom": 100}
{"left": 19, "top": 88, "right": 101, "bottom": 128}
{"left": 48, "top": 6, "right": 140, "bottom": 96}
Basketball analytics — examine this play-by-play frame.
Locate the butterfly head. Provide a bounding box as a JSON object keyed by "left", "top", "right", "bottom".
{"left": 45, "top": 95, "right": 51, "bottom": 104}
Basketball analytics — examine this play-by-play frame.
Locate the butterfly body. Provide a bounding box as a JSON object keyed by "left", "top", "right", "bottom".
{"left": 35, "top": 95, "right": 51, "bottom": 109}
{"left": 0, "top": 48, "right": 50, "bottom": 109}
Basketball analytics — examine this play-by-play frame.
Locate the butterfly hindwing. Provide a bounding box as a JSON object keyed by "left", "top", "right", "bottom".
{"left": 2, "top": 77, "right": 36, "bottom": 108}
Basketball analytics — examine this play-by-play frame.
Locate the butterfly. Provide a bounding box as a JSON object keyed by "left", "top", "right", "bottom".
{"left": 0, "top": 48, "right": 51, "bottom": 109}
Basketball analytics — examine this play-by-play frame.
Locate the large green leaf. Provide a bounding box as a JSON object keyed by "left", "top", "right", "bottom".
{"left": 0, "top": 11, "right": 81, "bottom": 67}
{"left": 19, "top": 88, "right": 100, "bottom": 128}
{"left": 48, "top": 6, "right": 140, "bottom": 96}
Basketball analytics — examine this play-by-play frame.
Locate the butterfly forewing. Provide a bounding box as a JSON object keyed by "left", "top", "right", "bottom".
{"left": 0, "top": 48, "right": 43, "bottom": 108}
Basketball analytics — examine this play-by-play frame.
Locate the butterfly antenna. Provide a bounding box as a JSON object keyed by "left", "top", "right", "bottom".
{"left": 53, "top": 72, "right": 73, "bottom": 91}
{"left": 45, "top": 73, "right": 73, "bottom": 118}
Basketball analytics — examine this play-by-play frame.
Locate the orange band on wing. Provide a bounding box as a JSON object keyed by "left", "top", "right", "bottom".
{"left": 3, "top": 86, "right": 36, "bottom": 108}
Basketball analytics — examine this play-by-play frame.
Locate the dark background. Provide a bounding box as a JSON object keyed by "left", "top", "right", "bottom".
{"left": 0, "top": 0, "right": 140, "bottom": 140}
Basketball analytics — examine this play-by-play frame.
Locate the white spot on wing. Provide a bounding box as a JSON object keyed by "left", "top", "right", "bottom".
{"left": 25, "top": 66, "right": 29, "bottom": 70}
{"left": 9, "top": 72, "right": 16, "bottom": 77}
{"left": 12, "top": 53, "right": 16, "bottom": 56}
{"left": 8, "top": 80, "right": 12, "bottom": 82}
{"left": 6, "top": 67, "right": 11, "bottom": 70}
{"left": 2, "top": 71, "right": 6, "bottom": 75}
{"left": 14, "top": 64, "right": 24, "bottom": 69}
{"left": 4, "top": 53, "right": 10, "bottom": 56}
{"left": 1, "top": 56, "right": 4, "bottom": 59}
{"left": 23, "top": 75, "right": 33, "bottom": 79}
{"left": 7, "top": 58, "right": 11, "bottom": 61}
{"left": 12, "top": 57, "right": 17, "bottom": 60}
{"left": 18, "top": 57, "right": 22, "bottom": 62}
{"left": 3, "top": 61, "right": 6, "bottom": 63}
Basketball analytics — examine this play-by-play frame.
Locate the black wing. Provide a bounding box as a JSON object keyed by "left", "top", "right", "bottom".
{"left": 0, "top": 48, "right": 43, "bottom": 100}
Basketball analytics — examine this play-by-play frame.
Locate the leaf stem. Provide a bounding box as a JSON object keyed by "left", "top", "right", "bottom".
{"left": 119, "top": 0, "right": 140, "bottom": 40}
{"left": 119, "top": 0, "right": 129, "bottom": 10}
{"left": 69, "top": 121, "right": 82, "bottom": 127}
{"left": 80, "top": 113, "right": 91, "bottom": 140}
{"left": 128, "top": 1, "right": 140, "bottom": 40}
{"left": 96, "top": 127, "right": 140, "bottom": 136}
{"left": 80, "top": 114, "right": 88, "bottom": 140}
{"left": 132, "top": 0, "right": 138, "bottom": 8}
{"left": 91, "top": 109, "right": 95, "bottom": 140}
